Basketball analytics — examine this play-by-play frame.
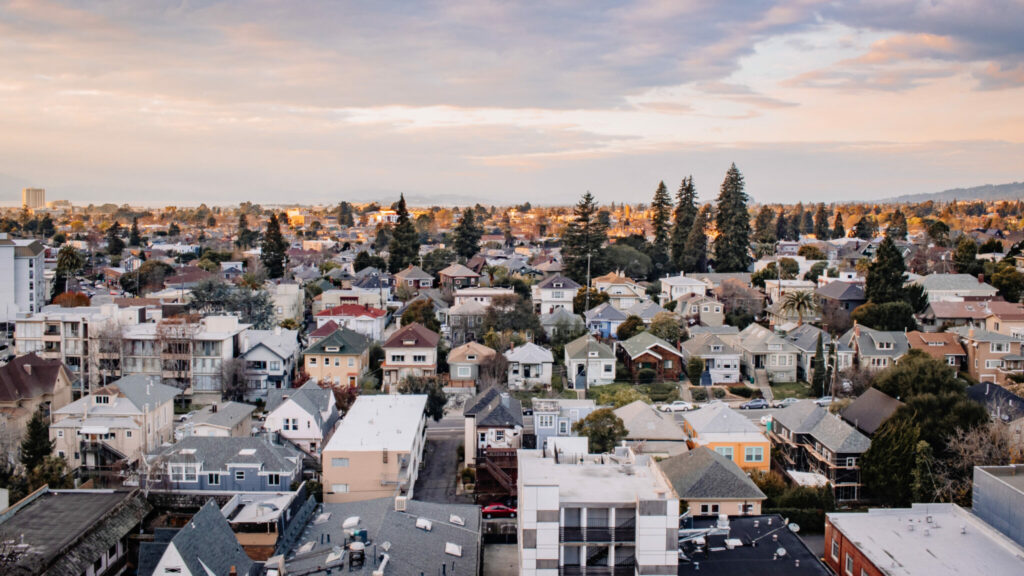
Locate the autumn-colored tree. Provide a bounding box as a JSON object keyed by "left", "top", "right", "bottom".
{"left": 53, "top": 291, "right": 90, "bottom": 308}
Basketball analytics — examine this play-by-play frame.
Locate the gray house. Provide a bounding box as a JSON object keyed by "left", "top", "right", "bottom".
{"left": 532, "top": 398, "right": 597, "bottom": 450}
{"left": 143, "top": 436, "right": 302, "bottom": 492}
{"left": 240, "top": 327, "right": 301, "bottom": 401}
{"left": 143, "top": 500, "right": 257, "bottom": 576}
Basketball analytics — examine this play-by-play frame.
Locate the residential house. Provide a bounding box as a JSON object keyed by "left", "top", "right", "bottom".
{"left": 763, "top": 279, "right": 816, "bottom": 304}
{"left": 564, "top": 335, "right": 616, "bottom": 389}
{"left": 146, "top": 500, "right": 256, "bottom": 576}
{"left": 840, "top": 388, "right": 904, "bottom": 437}
{"left": 447, "top": 299, "right": 488, "bottom": 346}
{"left": 0, "top": 487, "right": 150, "bottom": 576}
{"left": 220, "top": 260, "right": 245, "bottom": 281}
{"left": 952, "top": 327, "right": 1024, "bottom": 385}
{"left": 783, "top": 324, "right": 854, "bottom": 381}
{"left": 681, "top": 403, "right": 770, "bottom": 473}
{"left": 517, "top": 444, "right": 679, "bottom": 576}
{"left": 736, "top": 323, "right": 799, "bottom": 383}
{"left": 912, "top": 273, "right": 998, "bottom": 302}
{"left": 381, "top": 323, "right": 440, "bottom": 392}
{"left": 584, "top": 302, "right": 627, "bottom": 338}
{"left": 265, "top": 282, "right": 304, "bottom": 324}
{"left": 681, "top": 333, "right": 742, "bottom": 384}
{"left": 531, "top": 274, "right": 580, "bottom": 315}
{"left": 769, "top": 400, "right": 871, "bottom": 501}
{"left": 659, "top": 273, "right": 708, "bottom": 305}
{"left": 984, "top": 300, "right": 1024, "bottom": 337}
{"left": 240, "top": 327, "right": 300, "bottom": 401}
{"left": 51, "top": 375, "right": 178, "bottom": 472}
{"left": 613, "top": 400, "right": 687, "bottom": 458}
{"left": 918, "top": 300, "right": 991, "bottom": 332}
{"left": 532, "top": 398, "right": 596, "bottom": 450}
{"left": 623, "top": 299, "right": 671, "bottom": 325}
{"left": 185, "top": 401, "right": 255, "bottom": 438}
{"left": 144, "top": 436, "right": 301, "bottom": 492}
{"left": 265, "top": 381, "right": 340, "bottom": 455}
{"left": 967, "top": 382, "right": 1024, "bottom": 427}
{"left": 539, "top": 307, "right": 584, "bottom": 339}
{"left": 659, "top": 446, "right": 767, "bottom": 517}
{"left": 314, "top": 304, "right": 386, "bottom": 340}
{"left": 306, "top": 320, "right": 340, "bottom": 345}
{"left": 464, "top": 388, "right": 523, "bottom": 500}
{"left": 905, "top": 330, "right": 967, "bottom": 369}
{"left": 447, "top": 341, "right": 496, "bottom": 390}
{"left": 688, "top": 272, "right": 752, "bottom": 290}
{"left": 438, "top": 262, "right": 480, "bottom": 293}
{"left": 0, "top": 353, "right": 73, "bottom": 449}
{"left": 675, "top": 294, "right": 724, "bottom": 327}
{"left": 302, "top": 327, "right": 370, "bottom": 388}
{"left": 453, "top": 286, "right": 515, "bottom": 307}
{"left": 394, "top": 289, "right": 449, "bottom": 329}
{"left": 592, "top": 271, "right": 647, "bottom": 310}
{"left": 322, "top": 394, "right": 428, "bottom": 503}
{"left": 220, "top": 485, "right": 317, "bottom": 562}
{"left": 505, "top": 342, "right": 554, "bottom": 389}
{"left": 839, "top": 324, "right": 910, "bottom": 372}
{"left": 615, "top": 331, "right": 684, "bottom": 382}
{"left": 394, "top": 265, "right": 434, "bottom": 293}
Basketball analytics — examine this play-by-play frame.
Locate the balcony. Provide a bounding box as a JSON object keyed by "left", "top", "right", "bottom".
{"left": 560, "top": 566, "right": 635, "bottom": 576}
{"left": 559, "top": 525, "right": 635, "bottom": 543}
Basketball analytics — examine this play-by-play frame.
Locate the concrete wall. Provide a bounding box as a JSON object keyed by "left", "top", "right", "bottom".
{"left": 973, "top": 465, "right": 1024, "bottom": 548}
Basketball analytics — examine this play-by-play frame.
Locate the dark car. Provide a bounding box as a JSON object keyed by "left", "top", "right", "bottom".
{"left": 740, "top": 398, "right": 769, "bottom": 410}
{"left": 482, "top": 503, "right": 517, "bottom": 519}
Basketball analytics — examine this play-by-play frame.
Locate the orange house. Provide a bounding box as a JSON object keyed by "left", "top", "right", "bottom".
{"left": 680, "top": 403, "right": 770, "bottom": 473}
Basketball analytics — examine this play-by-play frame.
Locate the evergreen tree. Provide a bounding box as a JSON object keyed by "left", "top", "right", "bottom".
{"left": 168, "top": 222, "right": 181, "bottom": 237}
{"left": 20, "top": 408, "right": 53, "bottom": 473}
{"left": 953, "top": 236, "right": 982, "bottom": 275}
{"left": 106, "top": 221, "right": 125, "bottom": 256}
{"left": 886, "top": 208, "right": 908, "bottom": 240}
{"left": 129, "top": 217, "right": 142, "bottom": 247}
{"left": 753, "top": 206, "right": 776, "bottom": 243}
{"left": 832, "top": 212, "right": 846, "bottom": 239}
{"left": 861, "top": 415, "right": 921, "bottom": 506}
{"left": 801, "top": 210, "right": 814, "bottom": 235}
{"left": 562, "top": 191, "right": 609, "bottom": 283}
{"left": 774, "top": 208, "right": 789, "bottom": 242}
{"left": 811, "top": 334, "right": 827, "bottom": 397}
{"left": 650, "top": 181, "right": 673, "bottom": 259}
{"left": 865, "top": 236, "right": 906, "bottom": 304}
{"left": 789, "top": 203, "right": 805, "bottom": 240}
{"left": 388, "top": 194, "right": 420, "bottom": 273}
{"left": 813, "top": 204, "right": 830, "bottom": 239}
{"left": 712, "top": 164, "right": 752, "bottom": 272}
{"left": 670, "top": 176, "right": 697, "bottom": 270}
{"left": 260, "top": 213, "right": 288, "bottom": 279}
{"left": 679, "top": 205, "right": 711, "bottom": 273}
{"left": 453, "top": 207, "right": 483, "bottom": 260}
{"left": 236, "top": 213, "right": 256, "bottom": 248}
{"left": 853, "top": 216, "right": 878, "bottom": 240}
{"left": 337, "top": 201, "right": 355, "bottom": 227}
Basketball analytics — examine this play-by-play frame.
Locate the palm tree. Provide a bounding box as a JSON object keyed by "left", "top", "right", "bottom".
{"left": 483, "top": 264, "right": 500, "bottom": 287}
{"left": 54, "top": 245, "right": 85, "bottom": 295}
{"left": 780, "top": 290, "right": 818, "bottom": 325}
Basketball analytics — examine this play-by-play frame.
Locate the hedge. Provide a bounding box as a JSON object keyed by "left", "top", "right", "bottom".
{"left": 762, "top": 507, "right": 826, "bottom": 533}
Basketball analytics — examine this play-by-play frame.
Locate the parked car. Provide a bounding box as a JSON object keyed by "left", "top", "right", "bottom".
{"left": 740, "top": 398, "right": 769, "bottom": 410}
{"left": 814, "top": 396, "right": 834, "bottom": 407}
{"left": 482, "top": 504, "right": 517, "bottom": 519}
{"left": 773, "top": 397, "right": 800, "bottom": 409}
{"left": 658, "top": 400, "right": 694, "bottom": 412}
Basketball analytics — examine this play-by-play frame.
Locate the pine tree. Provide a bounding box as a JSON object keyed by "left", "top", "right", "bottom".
{"left": 801, "top": 210, "right": 814, "bottom": 235}
{"left": 168, "top": 222, "right": 181, "bottom": 237}
{"left": 453, "top": 207, "right": 483, "bottom": 260}
{"left": 260, "top": 213, "right": 287, "bottom": 279}
{"left": 129, "top": 217, "right": 142, "bottom": 247}
{"left": 811, "top": 334, "right": 827, "bottom": 397}
{"left": 650, "top": 181, "right": 673, "bottom": 256}
{"left": 953, "top": 236, "right": 981, "bottom": 275}
{"left": 774, "top": 208, "right": 789, "bottom": 242}
{"left": 236, "top": 213, "right": 254, "bottom": 248}
{"left": 388, "top": 194, "right": 420, "bottom": 273}
{"left": 106, "top": 221, "right": 125, "bottom": 256}
{"left": 865, "top": 236, "right": 906, "bottom": 304}
{"left": 789, "top": 203, "right": 805, "bottom": 240}
{"left": 337, "top": 201, "right": 355, "bottom": 227}
{"left": 20, "top": 408, "right": 53, "bottom": 473}
{"left": 886, "top": 208, "right": 908, "bottom": 240}
{"left": 680, "top": 205, "right": 711, "bottom": 273}
{"left": 813, "top": 204, "right": 830, "bottom": 239}
{"left": 712, "top": 164, "right": 752, "bottom": 272}
{"left": 753, "top": 206, "right": 776, "bottom": 243}
{"left": 562, "top": 191, "right": 609, "bottom": 284}
{"left": 832, "top": 213, "right": 846, "bottom": 239}
{"left": 670, "top": 176, "right": 697, "bottom": 270}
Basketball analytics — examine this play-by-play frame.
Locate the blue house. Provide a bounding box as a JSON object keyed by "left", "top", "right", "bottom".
{"left": 585, "top": 302, "right": 627, "bottom": 338}
{"left": 143, "top": 436, "right": 302, "bottom": 492}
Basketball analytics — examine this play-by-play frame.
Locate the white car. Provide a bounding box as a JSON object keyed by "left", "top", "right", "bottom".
{"left": 659, "top": 401, "right": 694, "bottom": 412}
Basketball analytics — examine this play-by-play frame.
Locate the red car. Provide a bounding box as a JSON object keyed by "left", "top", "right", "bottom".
{"left": 482, "top": 504, "right": 517, "bottom": 519}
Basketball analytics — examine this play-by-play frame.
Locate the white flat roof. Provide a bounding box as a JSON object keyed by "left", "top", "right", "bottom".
{"left": 323, "top": 394, "right": 427, "bottom": 453}
{"left": 827, "top": 503, "right": 1024, "bottom": 575}
{"left": 518, "top": 449, "right": 676, "bottom": 503}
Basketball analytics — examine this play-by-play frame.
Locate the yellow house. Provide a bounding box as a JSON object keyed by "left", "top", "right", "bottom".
{"left": 302, "top": 327, "right": 369, "bottom": 388}
{"left": 680, "top": 403, "right": 771, "bottom": 473}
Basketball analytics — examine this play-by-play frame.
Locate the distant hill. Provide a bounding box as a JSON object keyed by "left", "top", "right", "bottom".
{"left": 887, "top": 182, "right": 1024, "bottom": 203}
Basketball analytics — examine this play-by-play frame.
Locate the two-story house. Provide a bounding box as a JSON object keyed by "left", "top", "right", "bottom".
{"left": 951, "top": 326, "right": 1024, "bottom": 385}
{"left": 839, "top": 324, "right": 909, "bottom": 372}
{"left": 659, "top": 273, "right": 709, "bottom": 305}
{"left": 381, "top": 322, "right": 440, "bottom": 392}
{"left": 463, "top": 387, "right": 523, "bottom": 501}
{"left": 302, "top": 326, "right": 370, "bottom": 388}
{"left": 144, "top": 436, "right": 302, "bottom": 492}
{"left": 240, "top": 327, "right": 300, "bottom": 401}
{"left": 564, "top": 335, "right": 616, "bottom": 389}
{"left": 681, "top": 403, "right": 770, "bottom": 473}
{"left": 394, "top": 264, "right": 434, "bottom": 293}
{"left": 736, "top": 323, "right": 800, "bottom": 383}
{"left": 532, "top": 398, "right": 597, "bottom": 450}
{"left": 185, "top": 401, "right": 255, "bottom": 438}
{"left": 675, "top": 294, "right": 725, "bottom": 327}
{"left": 0, "top": 353, "right": 74, "bottom": 448}
{"left": 314, "top": 304, "right": 387, "bottom": 341}
{"left": 783, "top": 324, "right": 854, "bottom": 381}
{"left": 814, "top": 281, "right": 866, "bottom": 333}
{"left": 447, "top": 299, "right": 488, "bottom": 346}
{"left": 681, "top": 333, "right": 742, "bottom": 384}
{"left": 592, "top": 271, "right": 647, "bottom": 310}
{"left": 905, "top": 330, "right": 967, "bottom": 370}
{"left": 531, "top": 274, "right": 580, "bottom": 315}
{"left": 438, "top": 263, "right": 480, "bottom": 293}
{"left": 265, "top": 381, "right": 340, "bottom": 456}
{"left": 505, "top": 343, "right": 554, "bottom": 389}
{"left": 984, "top": 301, "right": 1024, "bottom": 337}
{"left": 447, "top": 341, "right": 496, "bottom": 390}
{"left": 912, "top": 273, "right": 998, "bottom": 302}
{"left": 584, "top": 302, "right": 627, "bottom": 339}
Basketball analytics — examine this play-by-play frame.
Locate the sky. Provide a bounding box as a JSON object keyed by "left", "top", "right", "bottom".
{"left": 1, "top": 0, "right": 1023, "bottom": 206}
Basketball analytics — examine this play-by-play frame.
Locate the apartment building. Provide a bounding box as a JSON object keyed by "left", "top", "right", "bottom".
{"left": 21, "top": 187, "right": 45, "bottom": 210}
{"left": 517, "top": 442, "right": 679, "bottom": 576}
{"left": 0, "top": 234, "right": 47, "bottom": 321}
{"left": 322, "top": 394, "right": 427, "bottom": 503}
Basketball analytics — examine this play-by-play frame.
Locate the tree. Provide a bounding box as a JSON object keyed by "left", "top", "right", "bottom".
{"left": 572, "top": 408, "right": 628, "bottom": 453}
{"left": 813, "top": 204, "right": 830, "bottom": 239}
{"left": 482, "top": 294, "right": 542, "bottom": 338}
{"left": 953, "top": 236, "right": 982, "bottom": 275}
{"left": 865, "top": 236, "right": 906, "bottom": 304}
{"left": 453, "top": 207, "right": 483, "bottom": 260}
{"left": 713, "top": 164, "right": 752, "bottom": 272}
{"left": 20, "top": 408, "right": 53, "bottom": 473}
{"left": 860, "top": 415, "right": 920, "bottom": 506}
{"left": 850, "top": 301, "right": 917, "bottom": 331}
{"left": 670, "top": 177, "right": 697, "bottom": 271}
{"left": 775, "top": 208, "right": 790, "bottom": 242}
{"left": 780, "top": 291, "right": 817, "bottom": 325}
{"left": 236, "top": 212, "right": 258, "bottom": 248}
{"left": 260, "top": 213, "right": 288, "bottom": 279}
{"left": 648, "top": 312, "right": 684, "bottom": 344}
{"left": 804, "top": 261, "right": 828, "bottom": 283}
{"left": 753, "top": 206, "right": 776, "bottom": 244}
{"left": 354, "top": 251, "right": 387, "bottom": 272}
{"left": 616, "top": 315, "right": 645, "bottom": 340}
{"left": 402, "top": 299, "right": 441, "bottom": 333}
{"left": 926, "top": 219, "right": 950, "bottom": 246}
{"left": 606, "top": 243, "right": 652, "bottom": 280}
{"left": 398, "top": 376, "right": 447, "bottom": 422}
{"left": 992, "top": 263, "right": 1024, "bottom": 303}
{"left": 421, "top": 248, "right": 456, "bottom": 276}
{"left": 53, "top": 244, "right": 85, "bottom": 296}
{"left": 168, "top": 222, "right": 181, "bottom": 237}
{"left": 650, "top": 181, "right": 673, "bottom": 268}
{"left": 751, "top": 259, "right": 798, "bottom": 288}
{"left": 129, "top": 217, "right": 142, "bottom": 246}
{"left": 811, "top": 334, "right": 827, "bottom": 397}
{"left": 593, "top": 387, "right": 652, "bottom": 408}
{"left": 337, "top": 201, "right": 355, "bottom": 227}
{"left": 106, "top": 220, "right": 125, "bottom": 256}
{"left": 679, "top": 205, "right": 711, "bottom": 273}
{"left": 562, "top": 192, "right": 609, "bottom": 284}
{"left": 933, "top": 423, "right": 1021, "bottom": 505}
{"left": 886, "top": 208, "right": 908, "bottom": 240}
{"left": 573, "top": 287, "right": 609, "bottom": 314}
{"left": 53, "top": 291, "right": 90, "bottom": 307}
{"left": 797, "top": 245, "right": 825, "bottom": 260}
{"left": 388, "top": 194, "right": 420, "bottom": 273}
{"left": 978, "top": 238, "right": 1003, "bottom": 254}
{"left": 687, "top": 357, "right": 705, "bottom": 384}
{"left": 853, "top": 216, "right": 878, "bottom": 240}
{"left": 831, "top": 212, "right": 845, "bottom": 239}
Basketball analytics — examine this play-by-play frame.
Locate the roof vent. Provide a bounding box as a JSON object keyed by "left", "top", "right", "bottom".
{"left": 342, "top": 516, "right": 360, "bottom": 529}
{"left": 239, "top": 448, "right": 257, "bottom": 456}
{"left": 416, "top": 518, "right": 433, "bottom": 531}
{"left": 449, "top": 515, "right": 465, "bottom": 526}
{"left": 445, "top": 542, "right": 463, "bottom": 557}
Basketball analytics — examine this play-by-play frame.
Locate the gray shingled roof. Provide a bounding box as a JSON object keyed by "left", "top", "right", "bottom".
{"left": 659, "top": 447, "right": 766, "bottom": 501}
{"left": 266, "top": 380, "right": 335, "bottom": 429}
{"left": 166, "top": 500, "right": 255, "bottom": 576}
{"left": 613, "top": 400, "right": 684, "bottom": 441}
{"left": 110, "top": 374, "right": 180, "bottom": 413}
{"left": 564, "top": 335, "right": 614, "bottom": 360}
{"left": 841, "top": 388, "right": 904, "bottom": 436}
{"left": 244, "top": 328, "right": 300, "bottom": 359}
{"left": 773, "top": 401, "right": 871, "bottom": 454}
{"left": 585, "top": 301, "right": 628, "bottom": 322}
{"left": 618, "top": 331, "right": 681, "bottom": 360}
{"left": 815, "top": 281, "right": 866, "bottom": 301}
{"left": 682, "top": 403, "right": 761, "bottom": 435}
{"left": 839, "top": 326, "right": 909, "bottom": 358}
{"left": 303, "top": 326, "right": 370, "bottom": 356}
{"left": 154, "top": 436, "right": 301, "bottom": 472}
{"left": 191, "top": 401, "right": 255, "bottom": 430}
{"left": 682, "top": 333, "right": 741, "bottom": 357}
{"left": 913, "top": 273, "right": 996, "bottom": 292}
{"left": 464, "top": 386, "right": 523, "bottom": 428}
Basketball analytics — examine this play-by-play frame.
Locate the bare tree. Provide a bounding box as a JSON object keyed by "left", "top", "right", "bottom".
{"left": 0, "top": 531, "right": 28, "bottom": 572}
{"left": 88, "top": 321, "right": 125, "bottom": 394}
{"left": 933, "top": 422, "right": 1023, "bottom": 505}
{"left": 221, "top": 356, "right": 248, "bottom": 402}
{"left": 479, "top": 351, "right": 509, "bottom": 389}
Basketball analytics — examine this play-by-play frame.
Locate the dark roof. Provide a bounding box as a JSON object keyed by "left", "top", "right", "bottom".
{"left": 308, "top": 320, "right": 340, "bottom": 339}
{"left": 536, "top": 274, "right": 581, "bottom": 290}
{"left": 660, "top": 447, "right": 765, "bottom": 501}
{"left": 266, "top": 380, "right": 336, "bottom": 429}
{"left": 0, "top": 489, "right": 151, "bottom": 576}
{"left": 166, "top": 500, "right": 255, "bottom": 576}
{"left": 840, "top": 388, "right": 904, "bottom": 436}
{"left": 304, "top": 326, "right": 370, "bottom": 356}
{"left": 384, "top": 322, "right": 440, "bottom": 349}
{"left": 0, "top": 353, "right": 68, "bottom": 403}
{"left": 680, "top": 514, "right": 830, "bottom": 575}
{"left": 814, "top": 281, "right": 865, "bottom": 301}
{"left": 154, "top": 436, "right": 301, "bottom": 473}
{"left": 137, "top": 529, "right": 178, "bottom": 576}
{"left": 464, "top": 386, "right": 523, "bottom": 428}
{"left": 967, "top": 382, "right": 1024, "bottom": 422}
{"left": 773, "top": 401, "right": 871, "bottom": 454}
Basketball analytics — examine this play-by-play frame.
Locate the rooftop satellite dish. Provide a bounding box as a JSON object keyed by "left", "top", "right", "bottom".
{"left": 776, "top": 547, "right": 787, "bottom": 558}
{"left": 788, "top": 523, "right": 801, "bottom": 533}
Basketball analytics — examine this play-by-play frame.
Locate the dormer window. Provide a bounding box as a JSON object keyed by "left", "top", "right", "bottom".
{"left": 553, "top": 282, "right": 563, "bottom": 288}
{"left": 877, "top": 342, "right": 893, "bottom": 350}
{"left": 467, "top": 355, "right": 477, "bottom": 361}
{"left": 588, "top": 351, "right": 599, "bottom": 357}
{"left": 325, "top": 346, "right": 340, "bottom": 353}
{"left": 403, "top": 339, "right": 416, "bottom": 346}
{"left": 711, "top": 345, "right": 722, "bottom": 352}
{"left": 95, "top": 395, "right": 110, "bottom": 404}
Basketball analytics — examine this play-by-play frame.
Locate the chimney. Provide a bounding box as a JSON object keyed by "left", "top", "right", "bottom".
{"left": 212, "top": 404, "right": 218, "bottom": 413}
{"left": 500, "top": 393, "right": 510, "bottom": 408}
{"left": 853, "top": 320, "right": 860, "bottom": 338}
{"left": 978, "top": 274, "right": 985, "bottom": 284}
{"left": 968, "top": 327, "right": 975, "bottom": 339}
{"left": 229, "top": 567, "right": 237, "bottom": 576}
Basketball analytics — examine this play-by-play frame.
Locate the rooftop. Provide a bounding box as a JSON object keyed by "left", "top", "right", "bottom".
{"left": 679, "top": 514, "right": 829, "bottom": 575}
{"left": 324, "top": 394, "right": 427, "bottom": 452}
{"left": 518, "top": 448, "right": 676, "bottom": 503}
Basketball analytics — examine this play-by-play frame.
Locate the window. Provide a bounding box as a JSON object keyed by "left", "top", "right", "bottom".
{"left": 846, "top": 457, "right": 857, "bottom": 467}
{"left": 558, "top": 420, "right": 569, "bottom": 434}
{"left": 947, "top": 356, "right": 958, "bottom": 366}
{"left": 348, "top": 358, "right": 355, "bottom": 367}
{"left": 309, "top": 357, "right": 318, "bottom": 366}
{"left": 270, "top": 361, "right": 281, "bottom": 370}
{"left": 332, "top": 484, "right": 349, "bottom": 493}
{"left": 831, "top": 539, "right": 839, "bottom": 561}
{"left": 715, "top": 447, "right": 734, "bottom": 460}
{"left": 170, "top": 465, "right": 197, "bottom": 482}
{"left": 538, "top": 415, "right": 554, "bottom": 427}
{"left": 268, "top": 473, "right": 281, "bottom": 485}
{"left": 284, "top": 418, "right": 298, "bottom": 431}
{"left": 458, "top": 366, "right": 471, "bottom": 377}
{"left": 413, "top": 355, "right": 427, "bottom": 362}
{"left": 208, "top": 473, "right": 220, "bottom": 485}
{"left": 699, "top": 504, "right": 719, "bottom": 515}
{"left": 991, "top": 342, "right": 1009, "bottom": 353}
{"left": 391, "top": 354, "right": 405, "bottom": 363}
{"left": 845, "top": 553, "right": 853, "bottom": 575}
{"left": 495, "top": 430, "right": 505, "bottom": 441}
{"left": 552, "top": 291, "right": 564, "bottom": 299}
{"left": 58, "top": 430, "right": 64, "bottom": 438}
{"left": 986, "top": 359, "right": 1004, "bottom": 369}
{"left": 603, "top": 363, "right": 612, "bottom": 373}
{"left": 744, "top": 447, "right": 764, "bottom": 462}
{"left": 235, "top": 470, "right": 245, "bottom": 481}
{"left": 126, "top": 430, "right": 132, "bottom": 438}
{"left": 95, "top": 395, "right": 110, "bottom": 404}
{"left": 109, "top": 544, "right": 118, "bottom": 560}
{"left": 57, "top": 450, "right": 65, "bottom": 458}
{"left": 382, "top": 450, "right": 388, "bottom": 463}
{"left": 332, "top": 457, "right": 350, "bottom": 467}
{"left": 870, "top": 357, "right": 889, "bottom": 368}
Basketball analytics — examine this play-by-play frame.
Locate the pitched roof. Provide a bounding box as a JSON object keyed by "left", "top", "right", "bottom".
{"left": 563, "top": 335, "right": 614, "bottom": 359}
{"left": 683, "top": 403, "right": 761, "bottom": 435}
{"left": 438, "top": 263, "right": 480, "bottom": 278}
{"left": 814, "top": 281, "right": 866, "bottom": 301}
{"left": 774, "top": 401, "right": 871, "bottom": 454}
{"left": 584, "top": 301, "right": 628, "bottom": 322}
{"left": 840, "top": 388, "right": 904, "bottom": 436}
{"left": 659, "top": 447, "right": 766, "bottom": 501}
{"left": 303, "top": 326, "right": 370, "bottom": 356}
{"left": 448, "top": 299, "right": 489, "bottom": 316}
{"left": 618, "top": 331, "right": 682, "bottom": 360}
{"left": 966, "top": 382, "right": 1024, "bottom": 422}
{"left": 613, "top": 400, "right": 684, "bottom": 441}
{"left": 164, "top": 500, "right": 255, "bottom": 576}
{"left": 191, "top": 401, "right": 256, "bottom": 430}
{"left": 737, "top": 323, "right": 799, "bottom": 354}
{"left": 914, "top": 273, "right": 996, "bottom": 292}
{"left": 539, "top": 307, "right": 584, "bottom": 328}
{"left": 840, "top": 325, "right": 910, "bottom": 357}
{"left": 504, "top": 342, "right": 554, "bottom": 363}
{"left": 905, "top": 331, "right": 966, "bottom": 360}
{"left": 924, "top": 301, "right": 992, "bottom": 321}
{"left": 267, "top": 380, "right": 336, "bottom": 427}
{"left": 0, "top": 353, "right": 68, "bottom": 403}
{"left": 384, "top": 322, "right": 440, "bottom": 349}
{"left": 624, "top": 300, "right": 670, "bottom": 321}
{"left": 682, "top": 333, "right": 740, "bottom": 356}
{"left": 536, "top": 274, "right": 581, "bottom": 290}
{"left": 394, "top": 264, "right": 433, "bottom": 281}
{"left": 243, "top": 328, "right": 300, "bottom": 358}
{"left": 985, "top": 300, "right": 1024, "bottom": 321}
{"left": 464, "top": 386, "right": 523, "bottom": 428}
{"left": 308, "top": 320, "right": 340, "bottom": 339}
{"left": 316, "top": 303, "right": 386, "bottom": 318}
{"left": 155, "top": 436, "right": 301, "bottom": 472}
{"left": 448, "top": 341, "right": 497, "bottom": 364}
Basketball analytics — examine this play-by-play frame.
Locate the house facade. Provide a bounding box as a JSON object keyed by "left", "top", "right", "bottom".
{"left": 144, "top": 436, "right": 301, "bottom": 492}
{"left": 505, "top": 343, "right": 554, "bottom": 389}
{"left": 240, "top": 327, "right": 300, "bottom": 401}
{"left": 564, "top": 335, "right": 616, "bottom": 389}
{"left": 265, "top": 381, "right": 340, "bottom": 455}
{"left": 531, "top": 274, "right": 580, "bottom": 315}
{"left": 381, "top": 322, "right": 440, "bottom": 392}
{"left": 616, "top": 331, "right": 684, "bottom": 382}
{"left": 302, "top": 327, "right": 370, "bottom": 388}
{"left": 681, "top": 403, "right": 770, "bottom": 473}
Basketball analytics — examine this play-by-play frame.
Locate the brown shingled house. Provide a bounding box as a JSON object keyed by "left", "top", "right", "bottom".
{"left": 0, "top": 353, "right": 74, "bottom": 447}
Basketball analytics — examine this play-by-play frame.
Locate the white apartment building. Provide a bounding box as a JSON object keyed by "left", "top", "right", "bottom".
{"left": 0, "top": 234, "right": 46, "bottom": 321}
{"left": 518, "top": 442, "right": 679, "bottom": 576}
{"left": 266, "top": 282, "right": 304, "bottom": 323}
{"left": 21, "top": 187, "right": 45, "bottom": 210}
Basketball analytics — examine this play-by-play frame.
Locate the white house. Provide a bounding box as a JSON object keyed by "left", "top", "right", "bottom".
{"left": 453, "top": 286, "right": 515, "bottom": 307}
{"left": 265, "top": 282, "right": 304, "bottom": 323}
{"left": 314, "top": 303, "right": 387, "bottom": 340}
{"left": 912, "top": 273, "right": 999, "bottom": 303}
{"left": 563, "top": 335, "right": 616, "bottom": 389}
{"left": 593, "top": 271, "right": 648, "bottom": 310}
{"left": 531, "top": 274, "right": 580, "bottom": 315}
{"left": 264, "top": 381, "right": 340, "bottom": 456}
{"left": 659, "top": 273, "right": 709, "bottom": 305}
{"left": 504, "top": 343, "right": 554, "bottom": 389}
{"left": 240, "top": 327, "right": 300, "bottom": 401}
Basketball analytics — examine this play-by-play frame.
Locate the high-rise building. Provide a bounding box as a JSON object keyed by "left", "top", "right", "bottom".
{"left": 0, "top": 233, "right": 46, "bottom": 321}
{"left": 21, "top": 187, "right": 45, "bottom": 210}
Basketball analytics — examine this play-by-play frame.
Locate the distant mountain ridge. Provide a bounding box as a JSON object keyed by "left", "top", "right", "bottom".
{"left": 887, "top": 182, "right": 1024, "bottom": 203}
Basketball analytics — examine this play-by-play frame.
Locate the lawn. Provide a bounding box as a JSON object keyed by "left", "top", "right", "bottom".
{"left": 770, "top": 381, "right": 814, "bottom": 399}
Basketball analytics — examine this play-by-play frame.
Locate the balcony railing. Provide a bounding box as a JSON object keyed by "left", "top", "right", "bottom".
{"left": 560, "top": 566, "right": 635, "bottom": 576}
{"left": 559, "top": 526, "right": 635, "bottom": 543}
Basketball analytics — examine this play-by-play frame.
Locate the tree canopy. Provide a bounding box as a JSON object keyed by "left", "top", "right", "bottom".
{"left": 713, "top": 164, "right": 752, "bottom": 272}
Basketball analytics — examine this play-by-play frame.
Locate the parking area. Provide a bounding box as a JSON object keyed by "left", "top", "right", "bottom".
{"left": 413, "top": 436, "right": 474, "bottom": 505}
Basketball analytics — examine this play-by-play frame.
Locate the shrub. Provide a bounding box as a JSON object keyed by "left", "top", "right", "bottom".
{"left": 637, "top": 368, "right": 657, "bottom": 384}
{"left": 456, "top": 443, "right": 465, "bottom": 462}
{"left": 687, "top": 357, "right": 704, "bottom": 384}
{"left": 460, "top": 467, "right": 476, "bottom": 484}
{"left": 646, "top": 381, "right": 676, "bottom": 402}
{"left": 712, "top": 387, "right": 726, "bottom": 399}
{"left": 691, "top": 388, "right": 708, "bottom": 402}
{"left": 728, "top": 386, "right": 754, "bottom": 398}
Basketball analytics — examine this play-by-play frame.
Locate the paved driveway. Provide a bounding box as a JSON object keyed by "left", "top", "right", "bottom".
{"left": 414, "top": 436, "right": 474, "bottom": 505}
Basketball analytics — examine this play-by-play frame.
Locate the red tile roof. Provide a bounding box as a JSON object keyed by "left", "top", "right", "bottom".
{"left": 315, "top": 304, "right": 386, "bottom": 318}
